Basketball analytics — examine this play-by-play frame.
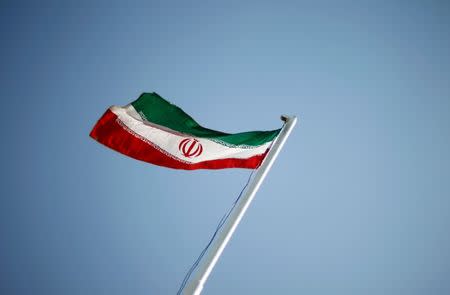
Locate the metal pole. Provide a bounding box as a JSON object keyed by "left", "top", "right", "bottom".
{"left": 183, "top": 115, "right": 298, "bottom": 295}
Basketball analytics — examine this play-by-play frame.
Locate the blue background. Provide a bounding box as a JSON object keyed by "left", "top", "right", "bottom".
{"left": 1, "top": 1, "right": 450, "bottom": 294}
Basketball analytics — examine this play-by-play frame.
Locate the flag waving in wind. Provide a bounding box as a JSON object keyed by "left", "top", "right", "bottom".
{"left": 90, "top": 93, "right": 281, "bottom": 170}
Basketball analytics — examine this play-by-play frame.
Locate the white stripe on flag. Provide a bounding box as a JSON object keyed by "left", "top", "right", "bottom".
{"left": 110, "top": 106, "right": 272, "bottom": 164}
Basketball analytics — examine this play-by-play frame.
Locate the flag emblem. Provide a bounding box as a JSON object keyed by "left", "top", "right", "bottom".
{"left": 179, "top": 138, "right": 203, "bottom": 158}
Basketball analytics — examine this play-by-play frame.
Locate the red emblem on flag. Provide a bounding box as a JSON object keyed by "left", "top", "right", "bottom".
{"left": 179, "top": 138, "right": 203, "bottom": 158}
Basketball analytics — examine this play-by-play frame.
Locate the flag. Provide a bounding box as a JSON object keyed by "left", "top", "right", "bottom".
{"left": 90, "top": 93, "right": 281, "bottom": 170}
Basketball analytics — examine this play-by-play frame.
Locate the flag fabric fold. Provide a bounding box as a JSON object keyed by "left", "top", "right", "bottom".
{"left": 90, "top": 93, "right": 281, "bottom": 170}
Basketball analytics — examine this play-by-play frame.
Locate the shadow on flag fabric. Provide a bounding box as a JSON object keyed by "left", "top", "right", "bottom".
{"left": 90, "top": 92, "right": 281, "bottom": 170}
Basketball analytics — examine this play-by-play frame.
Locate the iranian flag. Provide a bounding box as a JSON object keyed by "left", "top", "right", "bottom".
{"left": 90, "top": 93, "right": 281, "bottom": 170}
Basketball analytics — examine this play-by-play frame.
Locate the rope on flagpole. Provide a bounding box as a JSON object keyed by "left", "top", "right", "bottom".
{"left": 176, "top": 169, "right": 256, "bottom": 295}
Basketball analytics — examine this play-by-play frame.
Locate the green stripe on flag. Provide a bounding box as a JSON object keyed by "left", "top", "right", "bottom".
{"left": 131, "top": 93, "right": 280, "bottom": 147}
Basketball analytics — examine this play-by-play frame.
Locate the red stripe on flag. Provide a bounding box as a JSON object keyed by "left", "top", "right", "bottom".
{"left": 89, "top": 110, "right": 267, "bottom": 170}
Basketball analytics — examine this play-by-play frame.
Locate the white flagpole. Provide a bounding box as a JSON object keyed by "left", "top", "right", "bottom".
{"left": 182, "top": 115, "right": 298, "bottom": 295}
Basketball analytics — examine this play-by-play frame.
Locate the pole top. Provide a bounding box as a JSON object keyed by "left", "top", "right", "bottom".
{"left": 280, "top": 115, "right": 297, "bottom": 123}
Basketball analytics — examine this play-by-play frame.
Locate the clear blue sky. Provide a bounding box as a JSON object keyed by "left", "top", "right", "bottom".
{"left": 1, "top": 1, "right": 450, "bottom": 294}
